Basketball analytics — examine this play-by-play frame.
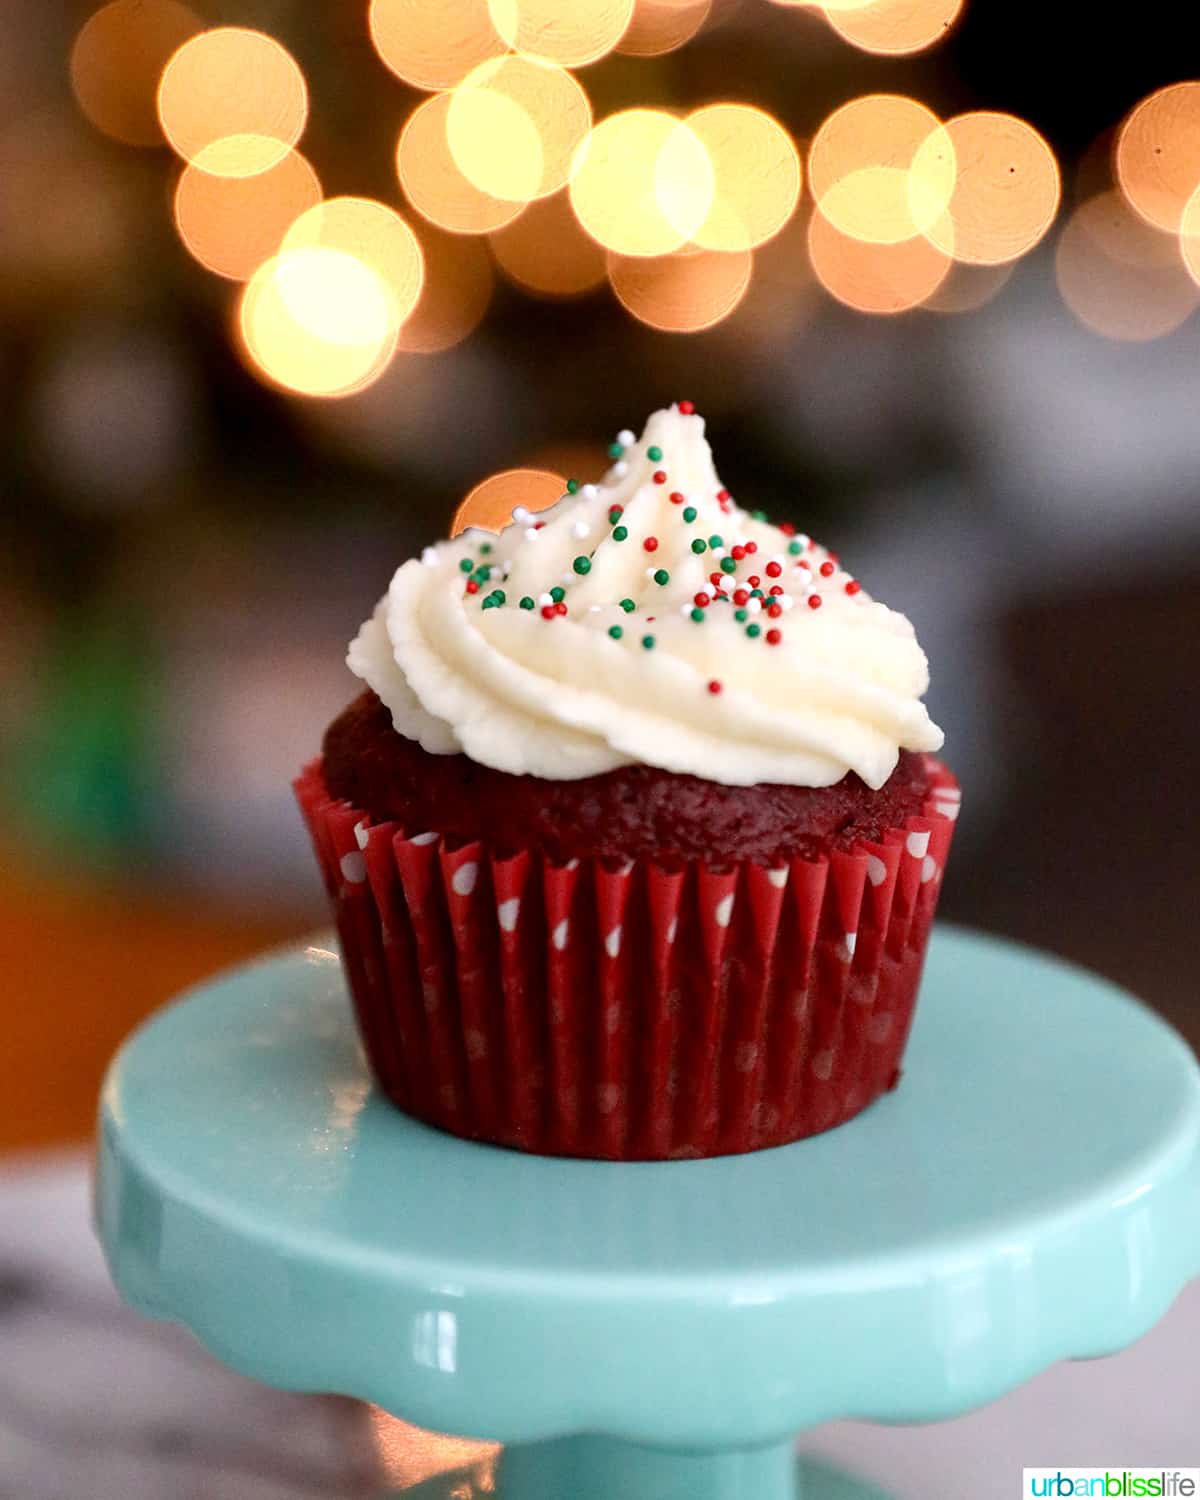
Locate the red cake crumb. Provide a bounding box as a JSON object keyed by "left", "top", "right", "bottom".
{"left": 322, "top": 691, "right": 932, "bottom": 868}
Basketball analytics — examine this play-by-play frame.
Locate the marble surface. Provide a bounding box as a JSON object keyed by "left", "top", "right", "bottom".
{"left": 1, "top": 1151, "right": 1196, "bottom": 1499}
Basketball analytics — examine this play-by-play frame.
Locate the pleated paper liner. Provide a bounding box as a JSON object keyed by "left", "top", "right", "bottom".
{"left": 295, "top": 757, "right": 959, "bottom": 1161}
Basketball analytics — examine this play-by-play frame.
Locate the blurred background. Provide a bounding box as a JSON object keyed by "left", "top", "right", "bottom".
{"left": 2, "top": 0, "right": 1199, "bottom": 1489}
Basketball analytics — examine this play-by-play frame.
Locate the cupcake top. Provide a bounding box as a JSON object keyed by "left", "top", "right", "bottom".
{"left": 349, "top": 403, "right": 944, "bottom": 789}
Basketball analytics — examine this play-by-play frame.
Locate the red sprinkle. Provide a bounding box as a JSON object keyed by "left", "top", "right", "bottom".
{"left": 694, "top": 591, "right": 711, "bottom": 607}
{"left": 610, "top": 505, "right": 624, "bottom": 518}
{"left": 765, "top": 628, "right": 782, "bottom": 645}
{"left": 540, "top": 604, "right": 555, "bottom": 619}
{"left": 767, "top": 603, "right": 783, "bottom": 618}
{"left": 765, "top": 561, "right": 782, "bottom": 578}
{"left": 678, "top": 400, "right": 695, "bottom": 415}
{"left": 534, "top": 521, "right": 546, "bottom": 530}
{"left": 819, "top": 561, "right": 835, "bottom": 578}
{"left": 710, "top": 571, "right": 725, "bottom": 588}
{"left": 707, "top": 679, "right": 723, "bottom": 695}
{"left": 745, "top": 541, "right": 758, "bottom": 555}
{"left": 716, "top": 488, "right": 730, "bottom": 501}
{"left": 669, "top": 491, "right": 685, "bottom": 505}
{"left": 768, "top": 584, "right": 784, "bottom": 596}
{"left": 807, "top": 594, "right": 823, "bottom": 611}
{"left": 845, "top": 580, "right": 861, "bottom": 596}
{"left": 644, "top": 537, "right": 659, "bottom": 552}
{"left": 465, "top": 580, "right": 480, "bottom": 594}
{"left": 731, "top": 545, "right": 746, "bottom": 561}
{"left": 555, "top": 601, "right": 568, "bottom": 616}
{"left": 747, "top": 574, "right": 761, "bottom": 589}
{"left": 653, "top": 470, "right": 667, "bottom": 485}
{"left": 733, "top": 588, "right": 749, "bottom": 606}
{"left": 780, "top": 522, "right": 796, "bottom": 537}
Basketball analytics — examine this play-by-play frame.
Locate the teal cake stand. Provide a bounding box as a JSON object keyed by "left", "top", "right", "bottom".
{"left": 96, "top": 927, "right": 1200, "bottom": 1500}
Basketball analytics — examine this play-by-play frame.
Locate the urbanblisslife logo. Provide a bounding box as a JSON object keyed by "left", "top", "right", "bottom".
{"left": 1024, "top": 1473, "right": 1198, "bottom": 1498}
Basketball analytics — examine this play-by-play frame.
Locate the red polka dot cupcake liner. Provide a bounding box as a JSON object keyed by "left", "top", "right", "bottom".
{"left": 294, "top": 757, "right": 959, "bottom": 1161}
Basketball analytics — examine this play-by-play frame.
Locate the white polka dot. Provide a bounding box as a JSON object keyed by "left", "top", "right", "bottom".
{"left": 666, "top": 917, "right": 678, "bottom": 945}
{"left": 865, "top": 854, "right": 887, "bottom": 888}
{"left": 935, "top": 799, "right": 960, "bottom": 821}
{"left": 734, "top": 1042, "right": 759, "bottom": 1074}
{"left": 811, "top": 1049, "right": 835, "bottom": 1081}
{"left": 767, "top": 867, "right": 789, "bottom": 888}
{"left": 339, "top": 851, "right": 366, "bottom": 884}
{"left": 867, "top": 1012, "right": 894, "bottom": 1044}
{"left": 452, "top": 862, "right": 478, "bottom": 896}
{"left": 564, "top": 858, "right": 580, "bottom": 872}
{"left": 921, "top": 855, "right": 938, "bottom": 884}
{"left": 597, "top": 1083, "right": 620, "bottom": 1115}
{"left": 353, "top": 819, "right": 370, "bottom": 851}
{"left": 843, "top": 930, "right": 857, "bottom": 960}
{"left": 465, "top": 1029, "right": 487, "bottom": 1061}
{"left": 552, "top": 918, "right": 570, "bottom": 951}
{"left": 410, "top": 831, "right": 438, "bottom": 847}
{"left": 498, "top": 898, "right": 521, "bottom": 932}
{"left": 605, "top": 925, "right": 622, "bottom": 958}
{"left": 906, "top": 830, "right": 930, "bottom": 859}
{"left": 714, "top": 893, "right": 735, "bottom": 928}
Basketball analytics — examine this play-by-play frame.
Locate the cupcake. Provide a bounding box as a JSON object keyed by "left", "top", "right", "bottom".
{"left": 296, "top": 402, "right": 957, "bottom": 1160}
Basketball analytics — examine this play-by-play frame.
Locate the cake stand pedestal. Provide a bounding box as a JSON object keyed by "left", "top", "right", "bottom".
{"left": 96, "top": 927, "right": 1200, "bottom": 1500}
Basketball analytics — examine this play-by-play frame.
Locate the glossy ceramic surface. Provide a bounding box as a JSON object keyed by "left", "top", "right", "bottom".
{"left": 96, "top": 926, "right": 1200, "bottom": 1497}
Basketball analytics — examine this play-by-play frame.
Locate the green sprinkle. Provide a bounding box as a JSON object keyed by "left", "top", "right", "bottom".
{"left": 620, "top": 597, "right": 636, "bottom": 613}
{"left": 520, "top": 596, "right": 535, "bottom": 610}
{"left": 751, "top": 509, "right": 768, "bottom": 522}
{"left": 653, "top": 568, "right": 670, "bottom": 586}
{"left": 788, "top": 540, "right": 803, "bottom": 556}
{"left": 572, "top": 555, "right": 592, "bottom": 576}
{"left": 708, "top": 534, "right": 724, "bottom": 549}
{"left": 691, "top": 539, "right": 707, "bottom": 555}
{"left": 734, "top": 608, "right": 748, "bottom": 622}
{"left": 613, "top": 525, "right": 628, "bottom": 541}
{"left": 566, "top": 478, "right": 580, "bottom": 494}
{"left": 682, "top": 506, "right": 697, "bottom": 522}
{"left": 474, "top": 566, "right": 492, "bottom": 583}
{"left": 751, "top": 588, "right": 764, "bottom": 599}
{"left": 481, "top": 598, "right": 495, "bottom": 610}
{"left": 641, "top": 634, "right": 656, "bottom": 650}
{"left": 607, "top": 441, "right": 623, "bottom": 459}
{"left": 647, "top": 445, "right": 663, "bottom": 461}
{"left": 746, "top": 622, "right": 761, "bottom": 639}
{"left": 608, "top": 507, "right": 623, "bottom": 523}
{"left": 459, "top": 558, "right": 473, "bottom": 574}
{"left": 608, "top": 624, "right": 624, "bottom": 640}
{"left": 491, "top": 589, "right": 506, "bottom": 605}
{"left": 550, "top": 586, "right": 565, "bottom": 603}
{"left": 480, "top": 543, "right": 493, "bottom": 555}
{"left": 720, "top": 556, "right": 737, "bottom": 574}
{"left": 690, "top": 607, "right": 705, "bottom": 623}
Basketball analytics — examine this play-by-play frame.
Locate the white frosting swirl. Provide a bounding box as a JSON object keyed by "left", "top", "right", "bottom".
{"left": 349, "top": 405, "right": 944, "bottom": 788}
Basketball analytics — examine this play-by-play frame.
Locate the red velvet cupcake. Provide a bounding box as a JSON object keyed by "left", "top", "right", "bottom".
{"left": 297, "top": 404, "right": 957, "bottom": 1159}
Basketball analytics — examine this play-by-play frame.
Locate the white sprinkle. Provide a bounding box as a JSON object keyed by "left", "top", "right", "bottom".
{"left": 421, "top": 546, "right": 439, "bottom": 566}
{"left": 572, "top": 520, "right": 589, "bottom": 539}
{"left": 768, "top": 554, "right": 785, "bottom": 569}
{"left": 538, "top": 592, "right": 554, "bottom": 606}
{"left": 561, "top": 572, "right": 575, "bottom": 587}
{"left": 645, "top": 567, "right": 659, "bottom": 581}
{"left": 612, "top": 460, "right": 628, "bottom": 478}
{"left": 582, "top": 483, "right": 598, "bottom": 499}
{"left": 747, "top": 597, "right": 762, "bottom": 613}
{"left": 796, "top": 534, "right": 810, "bottom": 550}
{"left": 617, "top": 429, "right": 635, "bottom": 446}
{"left": 589, "top": 604, "right": 602, "bottom": 613}
{"left": 779, "top": 595, "right": 794, "bottom": 611}
{"left": 512, "top": 505, "right": 531, "bottom": 524}
{"left": 710, "top": 546, "right": 725, "bottom": 558}
{"left": 524, "top": 527, "right": 540, "bottom": 543}
{"left": 678, "top": 603, "right": 693, "bottom": 618}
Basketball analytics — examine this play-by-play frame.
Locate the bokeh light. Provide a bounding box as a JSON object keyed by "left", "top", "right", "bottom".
{"left": 447, "top": 56, "right": 592, "bottom": 203}
{"left": 158, "top": 28, "right": 308, "bottom": 176}
{"left": 569, "top": 109, "right": 715, "bottom": 256}
{"left": 396, "top": 225, "right": 495, "bottom": 353}
{"left": 489, "top": 192, "right": 608, "bottom": 296}
{"left": 608, "top": 245, "right": 753, "bottom": 330}
{"left": 914, "top": 111, "right": 1060, "bottom": 265}
{"left": 282, "top": 197, "right": 425, "bottom": 333}
{"left": 617, "top": 0, "right": 712, "bottom": 56}
{"left": 1115, "top": 82, "right": 1200, "bottom": 234}
{"left": 71, "top": 0, "right": 201, "bottom": 147}
{"left": 808, "top": 205, "right": 951, "bottom": 312}
{"left": 486, "top": 0, "right": 634, "bottom": 67}
{"left": 238, "top": 247, "right": 398, "bottom": 398}
{"left": 368, "top": 0, "right": 506, "bottom": 91}
{"left": 452, "top": 468, "right": 567, "bottom": 534}
{"left": 173, "top": 144, "right": 322, "bottom": 282}
{"left": 824, "top": 0, "right": 963, "bottom": 56}
{"left": 1180, "top": 185, "right": 1200, "bottom": 289}
{"left": 396, "top": 94, "right": 525, "bottom": 235}
{"left": 687, "top": 104, "right": 802, "bottom": 252}
{"left": 921, "top": 259, "right": 1014, "bottom": 313}
{"left": 809, "top": 94, "right": 954, "bottom": 244}
{"left": 1055, "top": 190, "right": 1199, "bottom": 341}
